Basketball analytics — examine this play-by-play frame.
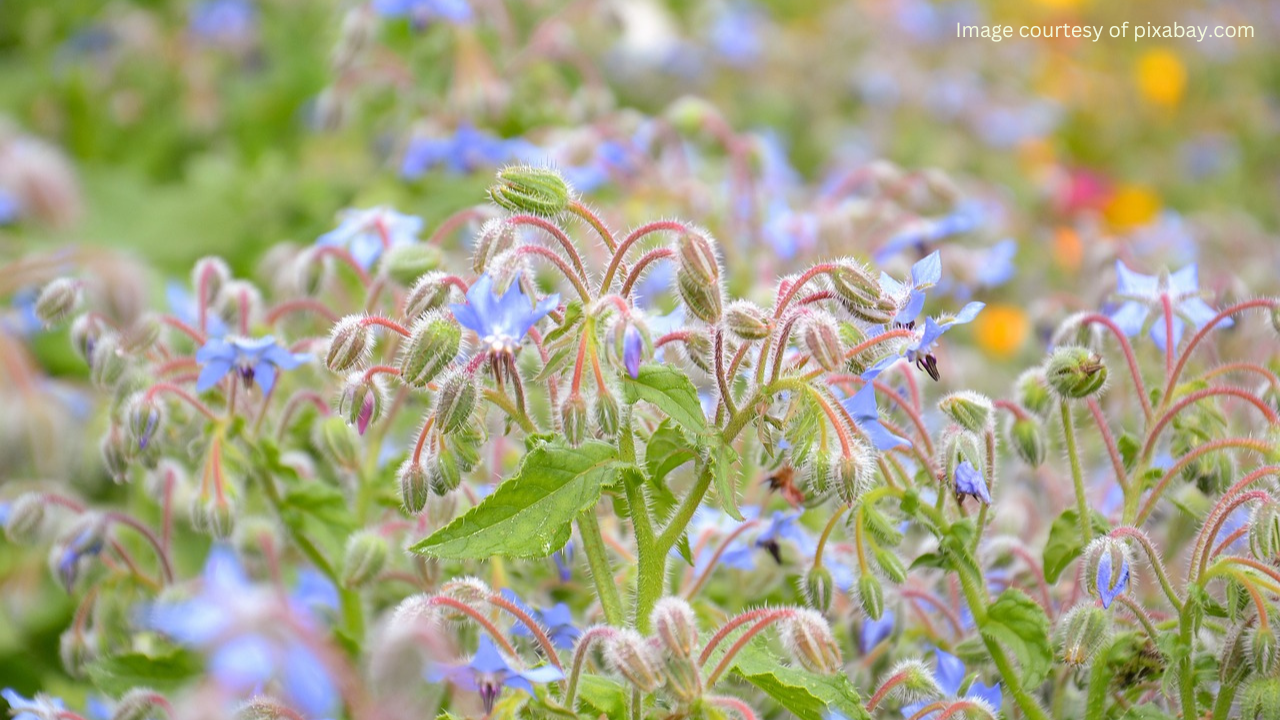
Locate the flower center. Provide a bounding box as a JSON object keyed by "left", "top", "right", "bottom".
{"left": 483, "top": 331, "right": 519, "bottom": 355}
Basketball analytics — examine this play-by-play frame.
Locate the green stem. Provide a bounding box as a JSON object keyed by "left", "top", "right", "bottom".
{"left": 577, "top": 510, "right": 625, "bottom": 626}
{"left": 1211, "top": 677, "right": 1239, "bottom": 720}
{"left": 621, "top": 415, "right": 664, "bottom": 633}
{"left": 657, "top": 462, "right": 714, "bottom": 552}
{"left": 1084, "top": 640, "right": 1114, "bottom": 720}
{"left": 1178, "top": 603, "right": 1199, "bottom": 720}
{"left": 1061, "top": 401, "right": 1092, "bottom": 544}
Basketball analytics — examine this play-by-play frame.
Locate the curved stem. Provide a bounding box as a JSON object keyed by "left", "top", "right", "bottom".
{"left": 1136, "top": 437, "right": 1271, "bottom": 524}
{"left": 577, "top": 510, "right": 625, "bottom": 626}
{"left": 1061, "top": 401, "right": 1091, "bottom": 544}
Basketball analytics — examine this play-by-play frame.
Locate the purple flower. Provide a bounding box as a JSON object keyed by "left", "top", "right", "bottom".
{"left": 196, "top": 336, "right": 310, "bottom": 395}
{"left": 762, "top": 199, "right": 818, "bottom": 260}
{"left": 864, "top": 301, "right": 983, "bottom": 382}
{"left": 1108, "top": 261, "right": 1228, "bottom": 353}
{"left": 902, "top": 649, "right": 1002, "bottom": 718}
{"left": 859, "top": 609, "right": 895, "bottom": 653}
{"left": 316, "top": 207, "right": 423, "bottom": 271}
{"left": 2, "top": 690, "right": 66, "bottom": 720}
{"left": 709, "top": 2, "right": 767, "bottom": 67}
{"left": 841, "top": 383, "right": 910, "bottom": 451}
{"left": 56, "top": 526, "right": 105, "bottom": 590}
{"left": 501, "top": 589, "right": 581, "bottom": 649}
{"left": 623, "top": 324, "right": 643, "bottom": 378}
{"left": 449, "top": 274, "right": 559, "bottom": 355}
{"left": 953, "top": 461, "right": 990, "bottom": 505}
{"left": 1096, "top": 551, "right": 1129, "bottom": 609}
{"left": 428, "top": 636, "right": 563, "bottom": 713}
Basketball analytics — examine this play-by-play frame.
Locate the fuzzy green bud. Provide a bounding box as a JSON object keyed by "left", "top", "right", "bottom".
{"left": 724, "top": 300, "right": 771, "bottom": 340}
{"left": 800, "top": 453, "right": 835, "bottom": 500}
{"left": 805, "top": 565, "right": 834, "bottom": 613}
{"left": 561, "top": 393, "right": 589, "bottom": 447}
{"left": 398, "top": 458, "right": 431, "bottom": 512}
{"left": 69, "top": 315, "right": 104, "bottom": 362}
{"left": 938, "top": 391, "right": 993, "bottom": 433}
{"left": 594, "top": 390, "right": 620, "bottom": 438}
{"left": 427, "top": 451, "right": 462, "bottom": 496}
{"left": 652, "top": 597, "right": 700, "bottom": 659}
{"left": 59, "top": 629, "right": 96, "bottom": 678}
{"left": 1244, "top": 677, "right": 1280, "bottom": 719}
{"left": 100, "top": 428, "right": 132, "bottom": 482}
{"left": 399, "top": 313, "right": 461, "bottom": 389}
{"left": 675, "top": 232, "right": 722, "bottom": 324}
{"left": 835, "top": 447, "right": 872, "bottom": 504}
{"left": 802, "top": 312, "right": 845, "bottom": 373}
{"left": 1008, "top": 417, "right": 1047, "bottom": 467}
{"left": 858, "top": 574, "right": 885, "bottom": 621}
{"left": 488, "top": 165, "right": 571, "bottom": 217}
{"left": 35, "top": 277, "right": 81, "bottom": 326}
{"left": 338, "top": 373, "right": 385, "bottom": 436}
{"left": 872, "top": 545, "right": 908, "bottom": 584}
{"left": 404, "top": 272, "right": 454, "bottom": 320}
{"left": 5, "top": 493, "right": 47, "bottom": 544}
{"left": 191, "top": 494, "right": 235, "bottom": 539}
{"left": 89, "top": 335, "right": 128, "bottom": 388}
{"left": 1253, "top": 625, "right": 1280, "bottom": 676}
{"left": 830, "top": 263, "right": 894, "bottom": 324}
{"left": 1044, "top": 346, "right": 1107, "bottom": 399}
{"left": 1058, "top": 604, "right": 1110, "bottom": 667}
{"left": 342, "top": 530, "right": 389, "bottom": 588}
{"left": 606, "top": 631, "right": 664, "bottom": 693}
{"left": 326, "top": 316, "right": 371, "bottom": 372}
{"left": 434, "top": 370, "right": 478, "bottom": 434}
{"left": 472, "top": 218, "right": 516, "bottom": 274}
{"left": 662, "top": 654, "right": 703, "bottom": 704}
{"left": 780, "top": 609, "right": 843, "bottom": 675}
{"left": 380, "top": 243, "right": 441, "bottom": 285}
{"left": 1015, "top": 369, "right": 1053, "bottom": 415}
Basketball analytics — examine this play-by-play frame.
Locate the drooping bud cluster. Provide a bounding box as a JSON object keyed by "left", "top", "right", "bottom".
{"left": 605, "top": 630, "right": 665, "bottom": 693}
{"left": 326, "top": 316, "right": 372, "bottom": 372}
{"left": 938, "top": 391, "right": 993, "bottom": 434}
{"left": 724, "top": 300, "right": 771, "bottom": 340}
{"left": 801, "top": 311, "right": 845, "bottom": 372}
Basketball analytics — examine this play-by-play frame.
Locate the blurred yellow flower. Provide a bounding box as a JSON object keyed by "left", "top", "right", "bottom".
{"left": 1104, "top": 184, "right": 1160, "bottom": 230}
{"left": 974, "top": 304, "right": 1030, "bottom": 359}
{"left": 1136, "top": 49, "right": 1187, "bottom": 106}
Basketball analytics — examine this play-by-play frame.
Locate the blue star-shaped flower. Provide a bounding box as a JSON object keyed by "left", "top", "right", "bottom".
{"left": 195, "top": 336, "right": 310, "bottom": 395}
{"left": 501, "top": 589, "right": 581, "bottom": 649}
{"left": 1096, "top": 551, "right": 1130, "bottom": 609}
{"left": 449, "top": 274, "right": 559, "bottom": 355}
{"left": 953, "top": 461, "right": 991, "bottom": 505}
{"left": 1108, "top": 261, "right": 1228, "bottom": 353}
{"left": 863, "top": 302, "right": 983, "bottom": 382}
{"left": 880, "top": 250, "right": 942, "bottom": 324}
{"left": 316, "top": 207, "right": 423, "bottom": 271}
{"left": 2, "top": 689, "right": 66, "bottom": 720}
{"left": 428, "top": 636, "right": 564, "bottom": 714}
{"left": 859, "top": 609, "right": 895, "bottom": 654}
{"left": 841, "top": 383, "right": 910, "bottom": 451}
{"left": 622, "top": 323, "right": 643, "bottom": 379}
{"left": 902, "top": 649, "right": 1002, "bottom": 718}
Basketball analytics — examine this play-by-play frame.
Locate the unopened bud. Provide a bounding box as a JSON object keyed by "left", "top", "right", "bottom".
{"left": 111, "top": 689, "right": 168, "bottom": 720}
{"left": 1015, "top": 369, "right": 1053, "bottom": 416}
{"left": 652, "top": 597, "right": 699, "bottom": 659}
{"left": 100, "top": 428, "right": 132, "bottom": 482}
{"left": 835, "top": 447, "right": 872, "bottom": 504}
{"left": 214, "top": 280, "right": 263, "bottom": 330}
{"left": 724, "top": 301, "right": 771, "bottom": 340}
{"left": 488, "top": 165, "right": 571, "bottom": 217}
{"left": 192, "top": 257, "right": 231, "bottom": 306}
{"left": 830, "top": 263, "right": 893, "bottom": 324}
{"left": 35, "top": 277, "right": 81, "bottom": 325}
{"left": 399, "top": 313, "right": 461, "bottom": 388}
{"left": 339, "top": 373, "right": 386, "bottom": 436}
{"left": 802, "top": 312, "right": 845, "bottom": 372}
{"left": 561, "top": 393, "right": 589, "bottom": 447}
{"left": 889, "top": 659, "right": 942, "bottom": 702}
{"left": 343, "top": 531, "right": 389, "bottom": 588}
{"left": 125, "top": 393, "right": 163, "bottom": 451}
{"left": 473, "top": 218, "right": 517, "bottom": 274}
{"left": 120, "top": 314, "right": 161, "bottom": 354}
{"left": 90, "top": 335, "right": 128, "bottom": 388}
{"left": 5, "top": 493, "right": 47, "bottom": 544}
{"left": 858, "top": 574, "right": 884, "bottom": 620}
{"left": 1252, "top": 501, "right": 1280, "bottom": 563}
{"left": 326, "top": 316, "right": 371, "bottom": 372}
{"left": 1244, "top": 677, "right": 1280, "bottom": 720}
{"left": 1058, "top": 604, "right": 1110, "bottom": 667}
{"left": 662, "top": 654, "right": 704, "bottom": 704}
{"left": 805, "top": 565, "right": 834, "bottom": 613}
{"left": 594, "top": 390, "right": 620, "bottom": 438}
{"left": 675, "top": 232, "right": 722, "bottom": 324}
{"left": 606, "top": 631, "right": 664, "bottom": 692}
{"left": 70, "top": 315, "right": 104, "bottom": 362}
{"left": 938, "top": 391, "right": 993, "bottom": 433}
{"left": 872, "top": 545, "right": 908, "bottom": 584}
{"left": 404, "top": 272, "right": 454, "bottom": 319}
{"left": 381, "top": 243, "right": 441, "bottom": 285}
{"left": 427, "top": 451, "right": 462, "bottom": 495}
{"left": 399, "top": 458, "right": 431, "bottom": 512}
{"left": 234, "top": 697, "right": 300, "bottom": 720}
{"left": 1008, "top": 416, "right": 1046, "bottom": 466}
{"left": 60, "top": 629, "right": 96, "bottom": 678}
{"left": 191, "top": 494, "right": 235, "bottom": 539}
{"left": 434, "top": 370, "right": 478, "bottom": 434}
{"left": 799, "top": 453, "right": 834, "bottom": 500}
{"left": 1044, "top": 346, "right": 1107, "bottom": 399}
{"left": 780, "top": 609, "right": 843, "bottom": 674}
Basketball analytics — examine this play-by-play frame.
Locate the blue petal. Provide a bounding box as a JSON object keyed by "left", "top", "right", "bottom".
{"left": 449, "top": 302, "right": 484, "bottom": 334}
{"left": 1115, "top": 261, "right": 1158, "bottom": 297}
{"left": 950, "top": 302, "right": 984, "bottom": 325}
{"left": 1108, "top": 302, "right": 1148, "bottom": 338}
{"left": 934, "top": 648, "right": 967, "bottom": 696}
{"left": 469, "top": 636, "right": 512, "bottom": 674}
{"left": 911, "top": 250, "right": 942, "bottom": 287}
{"left": 283, "top": 644, "right": 338, "bottom": 717}
{"left": 967, "top": 680, "right": 1003, "bottom": 709}
{"left": 895, "top": 289, "right": 926, "bottom": 324}
{"left": 1178, "top": 297, "right": 1226, "bottom": 330}
{"left": 196, "top": 358, "right": 234, "bottom": 392}
{"left": 1168, "top": 264, "right": 1199, "bottom": 296}
{"left": 254, "top": 363, "right": 278, "bottom": 395}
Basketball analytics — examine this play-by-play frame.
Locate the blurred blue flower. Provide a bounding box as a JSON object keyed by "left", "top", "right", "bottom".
{"left": 1, "top": 287, "right": 43, "bottom": 338}
{"left": 1108, "top": 261, "right": 1228, "bottom": 353}
{"left": 972, "top": 239, "right": 1017, "bottom": 288}
{"left": 953, "top": 460, "right": 990, "bottom": 505}
{"left": 1096, "top": 551, "right": 1129, "bottom": 609}
{"left": 762, "top": 200, "right": 818, "bottom": 260}
{"left": 859, "top": 608, "right": 895, "bottom": 653}
{"left": 552, "top": 540, "right": 574, "bottom": 582}
{"left": 167, "top": 281, "right": 228, "bottom": 338}
{"left": 2, "top": 690, "right": 66, "bottom": 720}
{"left": 501, "top": 589, "right": 581, "bottom": 649}
{"left": 428, "top": 635, "right": 563, "bottom": 713}
{"left": 623, "top": 324, "right": 643, "bottom": 379}
{"left": 196, "top": 336, "right": 310, "bottom": 395}
{"left": 709, "top": 2, "right": 767, "bottom": 67}
{"left": 841, "top": 383, "right": 910, "bottom": 451}
{"left": 191, "top": 0, "right": 257, "bottom": 45}
{"left": 373, "top": 0, "right": 472, "bottom": 24}
{"left": 865, "top": 301, "right": 984, "bottom": 382}
{"left": 0, "top": 191, "right": 20, "bottom": 225}
{"left": 317, "top": 207, "right": 423, "bottom": 271}
{"left": 401, "top": 125, "right": 516, "bottom": 178}
{"left": 56, "top": 525, "right": 105, "bottom": 590}
{"left": 902, "top": 649, "right": 1002, "bottom": 718}
{"left": 874, "top": 206, "right": 983, "bottom": 265}
{"left": 450, "top": 274, "right": 559, "bottom": 355}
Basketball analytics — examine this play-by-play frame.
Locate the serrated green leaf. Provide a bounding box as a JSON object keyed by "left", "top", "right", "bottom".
{"left": 410, "top": 441, "right": 619, "bottom": 559}
{"left": 576, "top": 675, "right": 628, "bottom": 718}
{"left": 711, "top": 439, "right": 742, "bottom": 520}
{"left": 1043, "top": 508, "right": 1111, "bottom": 583}
{"left": 85, "top": 649, "right": 203, "bottom": 695}
{"left": 730, "top": 642, "right": 870, "bottom": 720}
{"left": 980, "top": 588, "right": 1053, "bottom": 688}
{"left": 645, "top": 420, "right": 698, "bottom": 482}
{"left": 622, "top": 364, "right": 707, "bottom": 433}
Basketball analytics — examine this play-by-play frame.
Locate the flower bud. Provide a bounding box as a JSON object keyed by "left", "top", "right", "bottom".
{"left": 339, "top": 373, "right": 386, "bottom": 436}
{"left": 802, "top": 312, "right": 845, "bottom": 372}
{"left": 488, "top": 165, "right": 571, "bottom": 217}
{"left": 675, "top": 232, "right": 722, "bottom": 324}
{"left": 780, "top": 608, "right": 843, "bottom": 674}
{"left": 804, "top": 565, "right": 834, "bottom": 613}
{"left": 399, "top": 313, "right": 461, "bottom": 388}
{"left": 434, "top": 370, "right": 478, "bottom": 434}
{"left": 561, "top": 393, "right": 589, "bottom": 447}
{"left": 404, "top": 272, "right": 454, "bottom": 319}
{"left": 858, "top": 574, "right": 884, "bottom": 621}
{"left": 724, "top": 300, "right": 771, "bottom": 340}
{"left": 399, "top": 458, "right": 431, "bottom": 513}
{"left": 5, "top": 493, "right": 46, "bottom": 544}
{"left": 1252, "top": 501, "right": 1280, "bottom": 563}
{"left": 315, "top": 416, "right": 361, "bottom": 472}
{"left": 191, "top": 494, "right": 235, "bottom": 539}
{"left": 234, "top": 697, "right": 301, "bottom": 720}
{"left": 1085, "top": 537, "right": 1131, "bottom": 609}
{"left": 120, "top": 314, "right": 162, "bottom": 355}
{"left": 100, "top": 428, "right": 132, "bottom": 482}
{"left": 214, "top": 280, "right": 264, "bottom": 330}
{"left": 125, "top": 393, "right": 163, "bottom": 451}
{"left": 1008, "top": 417, "right": 1047, "bottom": 467}
{"left": 662, "top": 654, "right": 703, "bottom": 704}
{"left": 35, "top": 277, "right": 81, "bottom": 325}
{"left": 51, "top": 516, "right": 108, "bottom": 590}
{"left": 872, "top": 545, "right": 908, "bottom": 584}
{"left": 1244, "top": 677, "right": 1280, "bottom": 720}
{"left": 1252, "top": 624, "right": 1280, "bottom": 675}
{"left": 677, "top": 331, "right": 714, "bottom": 375}
{"left": 1015, "top": 369, "right": 1053, "bottom": 416}
{"left": 89, "top": 334, "right": 128, "bottom": 388}
{"left": 799, "top": 453, "right": 834, "bottom": 500}
{"left": 427, "top": 451, "right": 462, "bottom": 496}
{"left": 1044, "top": 346, "right": 1107, "bottom": 399}
{"left": 606, "top": 631, "right": 664, "bottom": 692}
{"left": 381, "top": 243, "right": 442, "bottom": 285}
{"left": 834, "top": 446, "right": 873, "bottom": 504}
{"left": 473, "top": 218, "right": 517, "bottom": 274}
{"left": 665, "top": 96, "right": 717, "bottom": 135}
{"left": 60, "top": 629, "right": 96, "bottom": 678}
{"left": 594, "top": 390, "right": 620, "bottom": 438}
{"left": 326, "top": 316, "right": 371, "bottom": 372}
{"left": 111, "top": 689, "right": 169, "bottom": 720}
{"left": 888, "top": 659, "right": 942, "bottom": 703}
{"left": 342, "top": 530, "right": 390, "bottom": 588}
{"left": 830, "top": 263, "right": 894, "bottom": 324}
{"left": 192, "top": 257, "right": 231, "bottom": 305}
{"left": 652, "top": 597, "right": 699, "bottom": 659}
{"left": 1058, "top": 604, "right": 1110, "bottom": 667}
{"left": 938, "top": 391, "right": 993, "bottom": 433}
{"left": 69, "top": 314, "right": 105, "bottom": 362}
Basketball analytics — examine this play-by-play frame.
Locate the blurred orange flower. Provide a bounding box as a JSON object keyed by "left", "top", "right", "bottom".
{"left": 1136, "top": 49, "right": 1187, "bottom": 106}
{"left": 974, "top": 304, "right": 1031, "bottom": 359}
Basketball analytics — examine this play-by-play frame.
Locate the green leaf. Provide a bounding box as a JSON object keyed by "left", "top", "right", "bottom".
{"left": 1117, "top": 432, "right": 1141, "bottom": 471}
{"left": 645, "top": 420, "right": 698, "bottom": 482}
{"left": 543, "top": 301, "right": 584, "bottom": 344}
{"left": 710, "top": 439, "right": 742, "bottom": 521}
{"left": 622, "top": 364, "right": 707, "bottom": 433}
{"left": 576, "top": 675, "right": 628, "bottom": 718}
{"left": 730, "top": 642, "right": 870, "bottom": 720}
{"left": 282, "top": 482, "right": 356, "bottom": 530}
{"left": 410, "top": 441, "right": 619, "bottom": 559}
{"left": 1043, "top": 508, "right": 1111, "bottom": 583}
{"left": 85, "top": 649, "right": 203, "bottom": 695}
{"left": 980, "top": 588, "right": 1053, "bottom": 688}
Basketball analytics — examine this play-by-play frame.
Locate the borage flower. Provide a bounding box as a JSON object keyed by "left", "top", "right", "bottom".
{"left": 316, "top": 207, "right": 423, "bottom": 271}
{"left": 953, "top": 460, "right": 990, "bottom": 505}
{"left": 902, "top": 649, "right": 1002, "bottom": 718}
{"left": 880, "top": 250, "right": 942, "bottom": 324}
{"left": 1108, "top": 260, "right": 1228, "bottom": 352}
{"left": 2, "top": 690, "right": 67, "bottom": 720}
{"left": 428, "top": 636, "right": 563, "bottom": 713}
{"left": 196, "top": 336, "right": 310, "bottom": 395}
{"left": 841, "top": 383, "right": 911, "bottom": 451}
{"left": 1095, "top": 550, "right": 1130, "bottom": 609}
{"left": 449, "top": 274, "right": 559, "bottom": 356}
{"left": 865, "top": 302, "right": 983, "bottom": 382}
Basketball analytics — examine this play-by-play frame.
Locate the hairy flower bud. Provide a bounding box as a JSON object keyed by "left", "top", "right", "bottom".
{"left": 473, "top": 218, "right": 517, "bottom": 274}
{"left": 5, "top": 493, "right": 46, "bottom": 544}
{"left": 89, "top": 334, "right": 128, "bottom": 389}
{"left": 35, "top": 277, "right": 81, "bottom": 326}
{"left": 858, "top": 574, "right": 885, "bottom": 620}
{"left": 342, "top": 530, "right": 389, "bottom": 588}
{"left": 1015, "top": 369, "right": 1053, "bottom": 416}
{"left": 100, "top": 428, "right": 132, "bottom": 482}
{"left": 69, "top": 314, "right": 104, "bottom": 362}
{"left": 799, "top": 453, "right": 834, "bottom": 500}
{"left": 339, "top": 373, "right": 386, "bottom": 436}
{"left": 872, "top": 545, "right": 908, "bottom": 584}
{"left": 652, "top": 597, "right": 699, "bottom": 659}
{"left": 606, "top": 631, "right": 664, "bottom": 692}
{"left": 234, "top": 697, "right": 302, "bottom": 720}
{"left": 111, "top": 689, "right": 168, "bottom": 720}
{"left": 399, "top": 313, "right": 461, "bottom": 388}
{"left": 326, "top": 316, "right": 371, "bottom": 372}
{"left": 780, "top": 608, "right": 843, "bottom": 674}
{"left": 398, "top": 458, "right": 431, "bottom": 513}
{"left": 59, "top": 629, "right": 96, "bottom": 678}
{"left": 661, "top": 653, "right": 703, "bottom": 704}
{"left": 1044, "top": 346, "right": 1107, "bottom": 399}
{"left": 724, "top": 300, "right": 771, "bottom": 340}
{"left": 834, "top": 445, "right": 873, "bottom": 504}
{"left": 804, "top": 565, "right": 834, "bottom": 613}
{"left": 1058, "top": 604, "right": 1111, "bottom": 667}
{"left": 675, "top": 231, "right": 722, "bottom": 324}
{"left": 1008, "top": 417, "right": 1047, "bottom": 467}
{"left": 191, "top": 494, "right": 235, "bottom": 539}
{"left": 427, "top": 451, "right": 462, "bottom": 496}
{"left": 1244, "top": 677, "right": 1280, "bottom": 720}
{"left": 125, "top": 393, "right": 163, "bottom": 451}
{"left": 802, "top": 312, "right": 845, "bottom": 372}
{"left": 381, "top": 243, "right": 441, "bottom": 285}
{"left": 594, "top": 390, "right": 620, "bottom": 438}
{"left": 830, "top": 262, "right": 894, "bottom": 324}
{"left": 404, "top": 272, "right": 454, "bottom": 319}
{"left": 561, "top": 393, "right": 589, "bottom": 447}
{"left": 488, "top": 165, "right": 571, "bottom": 217}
